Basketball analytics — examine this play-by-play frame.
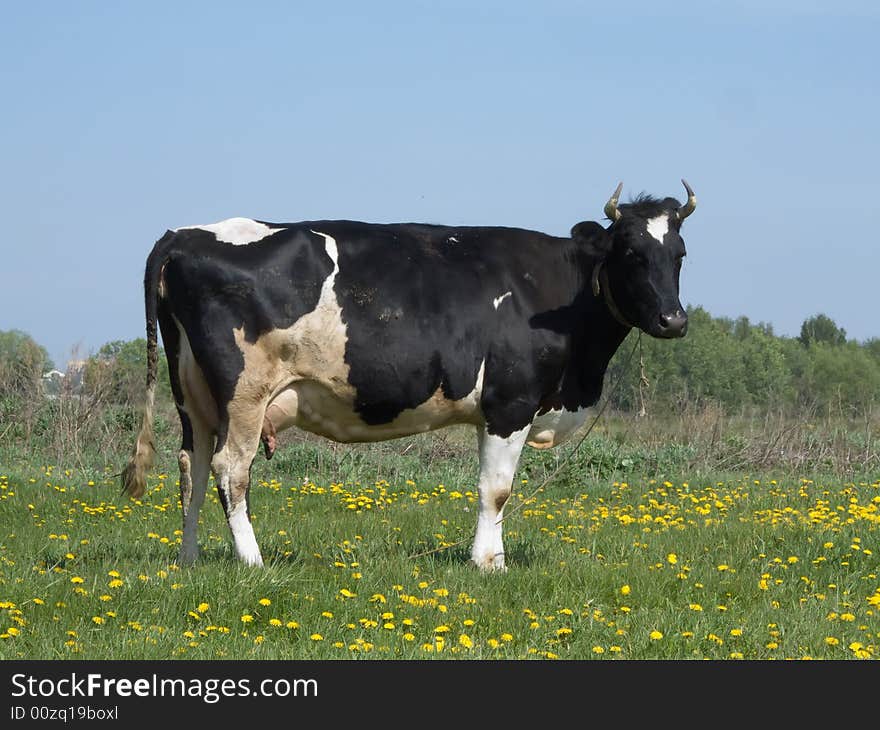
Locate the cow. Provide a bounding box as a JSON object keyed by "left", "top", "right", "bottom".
{"left": 122, "top": 180, "right": 696, "bottom": 571}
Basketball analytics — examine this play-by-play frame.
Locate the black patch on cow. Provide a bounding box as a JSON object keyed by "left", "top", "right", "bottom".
{"left": 326, "top": 222, "right": 492, "bottom": 425}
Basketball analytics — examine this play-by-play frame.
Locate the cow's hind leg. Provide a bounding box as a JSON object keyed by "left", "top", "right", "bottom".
{"left": 471, "top": 425, "right": 529, "bottom": 572}
{"left": 178, "top": 410, "right": 214, "bottom": 565}
{"left": 212, "top": 408, "right": 266, "bottom": 567}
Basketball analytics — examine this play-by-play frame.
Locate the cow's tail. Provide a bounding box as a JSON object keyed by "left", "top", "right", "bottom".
{"left": 121, "top": 231, "right": 175, "bottom": 499}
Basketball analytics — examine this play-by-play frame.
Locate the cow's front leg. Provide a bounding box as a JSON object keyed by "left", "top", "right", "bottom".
{"left": 471, "top": 424, "right": 529, "bottom": 572}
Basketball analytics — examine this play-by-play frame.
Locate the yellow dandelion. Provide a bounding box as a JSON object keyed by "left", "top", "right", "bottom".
{"left": 70, "top": 576, "right": 84, "bottom": 584}
{"left": 459, "top": 634, "right": 474, "bottom": 649}
{"left": 240, "top": 614, "right": 254, "bottom": 623}
{"left": 286, "top": 621, "right": 299, "bottom": 629}
{"left": 197, "top": 602, "right": 209, "bottom": 613}
{"left": 339, "top": 589, "right": 356, "bottom": 599}
{"left": 310, "top": 633, "right": 324, "bottom": 641}
{"left": 269, "top": 618, "right": 282, "bottom": 627}
{"left": 620, "top": 585, "right": 631, "bottom": 596}
{"left": 666, "top": 553, "right": 678, "bottom": 565}
{"left": 258, "top": 598, "right": 271, "bottom": 606}
{"left": 649, "top": 630, "right": 663, "bottom": 640}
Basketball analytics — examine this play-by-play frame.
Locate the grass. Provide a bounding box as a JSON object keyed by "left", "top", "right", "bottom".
{"left": 1, "top": 420, "right": 878, "bottom": 660}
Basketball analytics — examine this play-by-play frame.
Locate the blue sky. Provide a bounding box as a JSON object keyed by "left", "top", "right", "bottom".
{"left": 2, "top": 1, "right": 878, "bottom": 369}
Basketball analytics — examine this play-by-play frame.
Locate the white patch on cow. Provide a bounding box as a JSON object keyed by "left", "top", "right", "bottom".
{"left": 646, "top": 214, "right": 669, "bottom": 245}
{"left": 313, "top": 229, "right": 338, "bottom": 267}
{"left": 471, "top": 424, "right": 530, "bottom": 571}
{"left": 527, "top": 407, "right": 590, "bottom": 449}
{"left": 224, "top": 227, "right": 354, "bottom": 440}
{"left": 176, "top": 217, "right": 283, "bottom": 245}
{"left": 227, "top": 498, "right": 263, "bottom": 566}
{"left": 493, "top": 291, "right": 512, "bottom": 309}
{"left": 447, "top": 235, "right": 459, "bottom": 243}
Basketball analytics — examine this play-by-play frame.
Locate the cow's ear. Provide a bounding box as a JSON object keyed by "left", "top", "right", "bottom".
{"left": 571, "top": 221, "right": 612, "bottom": 258}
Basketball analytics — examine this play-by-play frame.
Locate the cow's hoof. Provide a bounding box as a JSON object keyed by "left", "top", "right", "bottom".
{"left": 471, "top": 552, "right": 507, "bottom": 573}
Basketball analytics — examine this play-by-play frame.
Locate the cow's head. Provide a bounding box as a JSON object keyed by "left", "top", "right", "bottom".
{"left": 571, "top": 180, "right": 696, "bottom": 338}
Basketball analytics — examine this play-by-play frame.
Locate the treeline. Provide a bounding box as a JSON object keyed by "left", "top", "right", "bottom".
{"left": 606, "top": 308, "right": 880, "bottom": 416}
{"left": 0, "top": 307, "right": 878, "bottom": 463}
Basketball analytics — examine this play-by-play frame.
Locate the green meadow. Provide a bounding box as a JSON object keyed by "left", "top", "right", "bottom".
{"left": 1, "top": 420, "right": 878, "bottom": 660}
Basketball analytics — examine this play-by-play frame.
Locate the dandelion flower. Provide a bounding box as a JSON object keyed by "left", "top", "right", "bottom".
{"left": 649, "top": 630, "right": 663, "bottom": 640}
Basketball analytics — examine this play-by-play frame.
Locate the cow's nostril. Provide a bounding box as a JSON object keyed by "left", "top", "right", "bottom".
{"left": 659, "top": 313, "right": 671, "bottom": 329}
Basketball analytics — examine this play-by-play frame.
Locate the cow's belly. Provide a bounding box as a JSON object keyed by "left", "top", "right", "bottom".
{"left": 265, "top": 378, "right": 483, "bottom": 443}
{"left": 527, "top": 407, "right": 590, "bottom": 449}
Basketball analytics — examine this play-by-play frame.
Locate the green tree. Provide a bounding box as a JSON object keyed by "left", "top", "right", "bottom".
{"left": 0, "top": 329, "right": 53, "bottom": 397}
{"left": 84, "top": 338, "right": 171, "bottom": 407}
{"left": 799, "top": 314, "right": 847, "bottom": 347}
{"left": 801, "top": 342, "right": 880, "bottom": 415}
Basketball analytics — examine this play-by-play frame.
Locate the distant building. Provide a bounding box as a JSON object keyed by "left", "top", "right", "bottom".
{"left": 41, "top": 360, "right": 86, "bottom": 398}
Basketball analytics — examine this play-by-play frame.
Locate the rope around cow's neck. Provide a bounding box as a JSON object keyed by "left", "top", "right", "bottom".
{"left": 407, "top": 330, "right": 642, "bottom": 561}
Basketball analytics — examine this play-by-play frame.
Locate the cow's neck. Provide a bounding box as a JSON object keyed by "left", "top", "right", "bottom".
{"left": 556, "top": 259, "right": 632, "bottom": 410}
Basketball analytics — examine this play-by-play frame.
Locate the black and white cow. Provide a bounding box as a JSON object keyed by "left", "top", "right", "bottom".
{"left": 123, "top": 181, "right": 696, "bottom": 571}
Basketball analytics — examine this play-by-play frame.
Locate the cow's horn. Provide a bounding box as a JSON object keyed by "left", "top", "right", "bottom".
{"left": 677, "top": 179, "right": 697, "bottom": 220}
{"left": 604, "top": 182, "right": 623, "bottom": 222}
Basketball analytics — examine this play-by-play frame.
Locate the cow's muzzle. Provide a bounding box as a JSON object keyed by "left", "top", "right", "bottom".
{"left": 657, "top": 310, "right": 688, "bottom": 338}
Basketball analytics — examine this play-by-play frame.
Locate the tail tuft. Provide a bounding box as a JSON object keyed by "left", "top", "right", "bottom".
{"left": 121, "top": 398, "right": 155, "bottom": 499}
